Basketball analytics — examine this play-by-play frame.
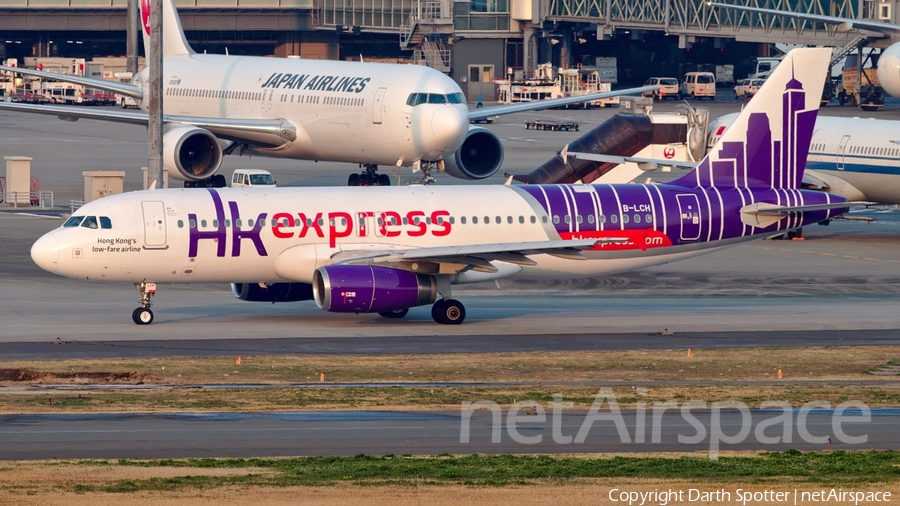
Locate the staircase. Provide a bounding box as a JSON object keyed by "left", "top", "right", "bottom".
{"left": 412, "top": 37, "right": 451, "bottom": 73}
{"left": 829, "top": 34, "right": 869, "bottom": 67}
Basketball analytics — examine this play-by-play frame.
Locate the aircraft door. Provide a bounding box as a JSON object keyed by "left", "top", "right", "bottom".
{"left": 373, "top": 87, "right": 386, "bottom": 124}
{"left": 676, "top": 194, "right": 701, "bottom": 241}
{"left": 836, "top": 135, "right": 850, "bottom": 170}
{"left": 141, "top": 201, "right": 168, "bottom": 249}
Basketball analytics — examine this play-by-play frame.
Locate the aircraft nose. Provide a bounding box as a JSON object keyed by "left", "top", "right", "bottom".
{"left": 31, "top": 233, "right": 60, "bottom": 273}
{"left": 431, "top": 106, "right": 468, "bottom": 150}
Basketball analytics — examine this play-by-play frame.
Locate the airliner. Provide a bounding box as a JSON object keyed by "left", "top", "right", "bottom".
{"left": 708, "top": 113, "right": 900, "bottom": 204}
{"left": 710, "top": 2, "right": 900, "bottom": 100}
{"left": 30, "top": 49, "right": 854, "bottom": 325}
{"left": 0, "top": 0, "right": 653, "bottom": 186}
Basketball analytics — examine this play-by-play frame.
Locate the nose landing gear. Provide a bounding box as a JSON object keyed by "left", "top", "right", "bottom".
{"left": 349, "top": 164, "right": 391, "bottom": 186}
{"left": 132, "top": 281, "right": 157, "bottom": 325}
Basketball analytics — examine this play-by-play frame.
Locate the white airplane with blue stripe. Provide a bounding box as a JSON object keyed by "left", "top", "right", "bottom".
{"left": 708, "top": 114, "right": 900, "bottom": 204}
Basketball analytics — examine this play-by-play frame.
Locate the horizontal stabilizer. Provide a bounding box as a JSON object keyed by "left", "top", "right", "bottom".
{"left": 0, "top": 65, "right": 143, "bottom": 100}
{"left": 740, "top": 201, "right": 867, "bottom": 228}
{"left": 567, "top": 151, "right": 697, "bottom": 171}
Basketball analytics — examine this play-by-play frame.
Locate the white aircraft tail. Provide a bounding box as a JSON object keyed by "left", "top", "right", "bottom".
{"left": 139, "top": 0, "right": 195, "bottom": 59}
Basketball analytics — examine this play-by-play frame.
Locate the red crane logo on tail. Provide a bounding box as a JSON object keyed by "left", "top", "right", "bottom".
{"left": 141, "top": 0, "right": 151, "bottom": 36}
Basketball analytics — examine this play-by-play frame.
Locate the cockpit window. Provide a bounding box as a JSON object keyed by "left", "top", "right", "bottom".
{"left": 100, "top": 216, "right": 112, "bottom": 229}
{"left": 407, "top": 92, "right": 464, "bottom": 106}
{"left": 81, "top": 216, "right": 99, "bottom": 229}
{"left": 63, "top": 216, "right": 84, "bottom": 228}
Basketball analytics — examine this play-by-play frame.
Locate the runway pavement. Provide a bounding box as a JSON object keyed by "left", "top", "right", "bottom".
{"left": 0, "top": 407, "right": 891, "bottom": 459}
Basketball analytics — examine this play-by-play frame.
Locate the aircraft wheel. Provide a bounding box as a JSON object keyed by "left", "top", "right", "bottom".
{"left": 433, "top": 299, "right": 465, "bottom": 325}
{"left": 348, "top": 173, "right": 360, "bottom": 186}
{"left": 378, "top": 308, "right": 409, "bottom": 319}
{"left": 377, "top": 174, "right": 391, "bottom": 186}
{"left": 132, "top": 307, "right": 153, "bottom": 325}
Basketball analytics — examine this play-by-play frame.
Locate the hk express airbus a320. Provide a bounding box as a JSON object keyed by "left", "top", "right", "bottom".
{"left": 0, "top": 0, "right": 654, "bottom": 185}
{"left": 31, "top": 49, "right": 860, "bottom": 325}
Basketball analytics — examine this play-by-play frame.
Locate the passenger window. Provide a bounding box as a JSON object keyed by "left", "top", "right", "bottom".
{"left": 587, "top": 215, "right": 594, "bottom": 224}
{"left": 213, "top": 219, "right": 219, "bottom": 228}
{"left": 189, "top": 219, "right": 197, "bottom": 229}
{"left": 645, "top": 214, "right": 652, "bottom": 223}
{"left": 576, "top": 216, "right": 583, "bottom": 224}
{"left": 461, "top": 216, "right": 467, "bottom": 225}
{"left": 484, "top": 216, "right": 490, "bottom": 224}
{"left": 225, "top": 219, "right": 231, "bottom": 227}
{"left": 623, "top": 215, "right": 630, "bottom": 224}
{"left": 507, "top": 216, "right": 513, "bottom": 224}
{"left": 599, "top": 215, "right": 607, "bottom": 224}
{"left": 495, "top": 216, "right": 501, "bottom": 224}
{"left": 201, "top": 219, "right": 208, "bottom": 228}
{"left": 472, "top": 216, "right": 478, "bottom": 224}
{"left": 518, "top": 216, "right": 524, "bottom": 224}
{"left": 100, "top": 216, "right": 112, "bottom": 229}
{"left": 610, "top": 215, "right": 618, "bottom": 224}
{"left": 634, "top": 215, "right": 641, "bottom": 224}
{"left": 235, "top": 219, "right": 242, "bottom": 227}
{"left": 542, "top": 216, "right": 548, "bottom": 223}
{"left": 81, "top": 216, "right": 99, "bottom": 229}
{"left": 564, "top": 216, "right": 571, "bottom": 224}
{"left": 530, "top": 216, "right": 536, "bottom": 224}
{"left": 177, "top": 220, "right": 184, "bottom": 228}
{"left": 553, "top": 216, "right": 560, "bottom": 224}
{"left": 63, "top": 216, "right": 84, "bottom": 227}
{"left": 248, "top": 219, "right": 255, "bottom": 227}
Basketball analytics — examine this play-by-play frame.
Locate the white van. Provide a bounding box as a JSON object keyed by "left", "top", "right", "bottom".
{"left": 681, "top": 72, "right": 716, "bottom": 100}
{"left": 231, "top": 169, "right": 276, "bottom": 188}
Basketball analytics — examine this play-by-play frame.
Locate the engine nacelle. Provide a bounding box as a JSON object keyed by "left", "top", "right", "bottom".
{"left": 877, "top": 43, "right": 900, "bottom": 99}
{"left": 442, "top": 126, "right": 503, "bottom": 180}
{"left": 231, "top": 282, "right": 313, "bottom": 302}
{"left": 163, "top": 126, "right": 223, "bottom": 181}
{"left": 312, "top": 265, "right": 436, "bottom": 313}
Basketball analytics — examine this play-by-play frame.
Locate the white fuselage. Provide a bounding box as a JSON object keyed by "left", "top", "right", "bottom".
{"left": 137, "top": 55, "right": 469, "bottom": 166}
{"left": 31, "top": 186, "right": 723, "bottom": 286}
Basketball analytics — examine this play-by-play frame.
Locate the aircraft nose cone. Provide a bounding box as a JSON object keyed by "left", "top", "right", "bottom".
{"left": 431, "top": 106, "right": 468, "bottom": 150}
{"left": 31, "top": 233, "right": 60, "bottom": 273}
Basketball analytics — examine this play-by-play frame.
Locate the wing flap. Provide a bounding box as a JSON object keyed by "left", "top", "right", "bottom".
{"left": 468, "top": 85, "right": 659, "bottom": 120}
{"left": 0, "top": 102, "right": 298, "bottom": 146}
{"left": 0, "top": 64, "right": 144, "bottom": 99}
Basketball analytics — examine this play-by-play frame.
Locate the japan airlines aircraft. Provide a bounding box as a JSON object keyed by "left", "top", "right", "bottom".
{"left": 0, "top": 0, "right": 653, "bottom": 185}
{"left": 708, "top": 113, "right": 900, "bottom": 204}
{"left": 31, "top": 49, "right": 853, "bottom": 325}
{"left": 710, "top": 2, "right": 900, "bottom": 100}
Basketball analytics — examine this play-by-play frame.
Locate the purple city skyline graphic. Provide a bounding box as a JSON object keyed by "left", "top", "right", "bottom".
{"left": 677, "top": 68, "right": 818, "bottom": 190}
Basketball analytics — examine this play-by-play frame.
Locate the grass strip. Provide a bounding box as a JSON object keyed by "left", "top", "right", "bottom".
{"left": 58, "top": 451, "right": 900, "bottom": 492}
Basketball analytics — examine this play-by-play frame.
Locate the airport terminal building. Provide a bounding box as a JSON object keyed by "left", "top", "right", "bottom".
{"left": 0, "top": 0, "right": 888, "bottom": 99}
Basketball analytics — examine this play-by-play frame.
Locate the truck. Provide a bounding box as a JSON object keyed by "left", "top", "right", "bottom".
{"left": 715, "top": 65, "right": 734, "bottom": 86}
{"left": 497, "top": 63, "right": 618, "bottom": 108}
{"left": 840, "top": 57, "right": 884, "bottom": 111}
{"left": 112, "top": 72, "right": 139, "bottom": 108}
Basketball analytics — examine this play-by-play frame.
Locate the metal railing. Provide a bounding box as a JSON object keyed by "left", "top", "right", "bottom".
{"left": 2, "top": 190, "right": 54, "bottom": 208}
{"left": 69, "top": 199, "right": 85, "bottom": 213}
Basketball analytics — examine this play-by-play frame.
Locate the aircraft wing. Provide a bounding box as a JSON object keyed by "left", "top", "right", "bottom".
{"left": 468, "top": 85, "right": 659, "bottom": 121}
{"left": 332, "top": 238, "right": 629, "bottom": 274}
{"left": 708, "top": 2, "right": 900, "bottom": 34}
{"left": 0, "top": 64, "right": 143, "bottom": 99}
{"left": 0, "top": 102, "right": 298, "bottom": 146}
{"left": 567, "top": 151, "right": 698, "bottom": 171}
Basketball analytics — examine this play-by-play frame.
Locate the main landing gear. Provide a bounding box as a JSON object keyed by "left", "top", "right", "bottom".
{"left": 375, "top": 299, "right": 467, "bottom": 324}
{"left": 431, "top": 299, "right": 466, "bottom": 324}
{"left": 349, "top": 164, "right": 391, "bottom": 187}
{"left": 132, "top": 281, "right": 157, "bottom": 325}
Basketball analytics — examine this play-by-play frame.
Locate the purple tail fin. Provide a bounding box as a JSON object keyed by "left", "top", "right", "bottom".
{"left": 672, "top": 48, "right": 829, "bottom": 190}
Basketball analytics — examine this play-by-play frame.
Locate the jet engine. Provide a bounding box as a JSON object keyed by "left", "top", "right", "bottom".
{"left": 312, "top": 265, "right": 436, "bottom": 313}
{"left": 877, "top": 43, "right": 900, "bottom": 99}
{"left": 163, "top": 126, "right": 223, "bottom": 181}
{"left": 442, "top": 126, "right": 504, "bottom": 180}
{"left": 231, "top": 282, "right": 313, "bottom": 302}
